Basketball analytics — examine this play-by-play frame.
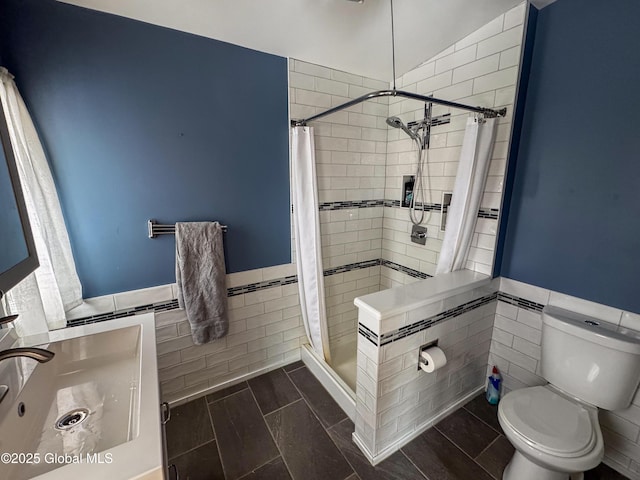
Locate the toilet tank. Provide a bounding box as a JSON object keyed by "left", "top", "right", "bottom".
{"left": 541, "top": 305, "right": 640, "bottom": 410}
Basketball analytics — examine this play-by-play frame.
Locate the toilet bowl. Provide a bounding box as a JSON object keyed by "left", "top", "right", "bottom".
{"left": 498, "top": 385, "right": 603, "bottom": 480}
{"left": 497, "top": 305, "right": 640, "bottom": 480}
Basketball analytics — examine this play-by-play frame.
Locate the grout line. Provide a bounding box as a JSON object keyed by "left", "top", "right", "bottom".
{"left": 167, "top": 438, "right": 216, "bottom": 463}
{"left": 235, "top": 455, "right": 283, "bottom": 480}
{"left": 207, "top": 385, "right": 250, "bottom": 405}
{"left": 246, "top": 357, "right": 309, "bottom": 417}
{"left": 462, "top": 402, "right": 503, "bottom": 435}
{"left": 283, "top": 362, "right": 306, "bottom": 374}
{"left": 205, "top": 383, "right": 249, "bottom": 405}
{"left": 433, "top": 422, "right": 501, "bottom": 479}
{"left": 261, "top": 396, "right": 305, "bottom": 418}
{"left": 476, "top": 456, "right": 502, "bottom": 480}
{"left": 284, "top": 367, "right": 356, "bottom": 479}
{"left": 474, "top": 434, "right": 501, "bottom": 460}
{"left": 285, "top": 367, "right": 332, "bottom": 427}
{"left": 285, "top": 365, "right": 348, "bottom": 429}
{"left": 205, "top": 395, "right": 228, "bottom": 480}
{"left": 247, "top": 373, "right": 298, "bottom": 480}
{"left": 399, "top": 448, "right": 430, "bottom": 480}
{"left": 166, "top": 397, "right": 218, "bottom": 462}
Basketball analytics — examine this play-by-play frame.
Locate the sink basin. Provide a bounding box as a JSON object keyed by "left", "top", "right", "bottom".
{"left": 0, "top": 313, "right": 162, "bottom": 480}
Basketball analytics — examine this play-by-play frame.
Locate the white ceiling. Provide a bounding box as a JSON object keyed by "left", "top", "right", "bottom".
{"left": 59, "top": 0, "right": 530, "bottom": 81}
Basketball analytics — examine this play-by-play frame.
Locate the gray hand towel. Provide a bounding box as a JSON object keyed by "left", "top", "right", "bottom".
{"left": 175, "top": 222, "right": 228, "bottom": 344}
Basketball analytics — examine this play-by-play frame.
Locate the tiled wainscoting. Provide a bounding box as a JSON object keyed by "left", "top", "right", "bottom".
{"left": 66, "top": 268, "right": 640, "bottom": 478}
{"left": 63, "top": 256, "right": 478, "bottom": 406}
{"left": 66, "top": 259, "right": 420, "bottom": 404}
{"left": 66, "top": 263, "right": 303, "bottom": 404}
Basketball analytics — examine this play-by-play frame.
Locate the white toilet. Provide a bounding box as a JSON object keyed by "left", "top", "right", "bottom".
{"left": 498, "top": 305, "right": 640, "bottom": 480}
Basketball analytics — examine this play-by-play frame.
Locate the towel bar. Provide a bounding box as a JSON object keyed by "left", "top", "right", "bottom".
{"left": 148, "top": 219, "right": 228, "bottom": 239}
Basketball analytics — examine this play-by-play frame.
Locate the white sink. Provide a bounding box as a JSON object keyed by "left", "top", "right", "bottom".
{"left": 0, "top": 313, "right": 163, "bottom": 480}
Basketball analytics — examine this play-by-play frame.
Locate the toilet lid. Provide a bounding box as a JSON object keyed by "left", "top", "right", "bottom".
{"left": 499, "top": 386, "right": 596, "bottom": 458}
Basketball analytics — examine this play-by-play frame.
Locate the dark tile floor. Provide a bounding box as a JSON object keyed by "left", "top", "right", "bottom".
{"left": 166, "top": 360, "right": 628, "bottom": 480}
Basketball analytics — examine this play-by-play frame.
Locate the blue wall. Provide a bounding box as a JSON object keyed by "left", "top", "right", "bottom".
{"left": 0, "top": 0, "right": 290, "bottom": 298}
{"left": 493, "top": 4, "right": 537, "bottom": 279}
{"left": 499, "top": 0, "right": 640, "bottom": 312}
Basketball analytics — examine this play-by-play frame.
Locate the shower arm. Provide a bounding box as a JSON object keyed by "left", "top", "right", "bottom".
{"left": 290, "top": 89, "right": 506, "bottom": 127}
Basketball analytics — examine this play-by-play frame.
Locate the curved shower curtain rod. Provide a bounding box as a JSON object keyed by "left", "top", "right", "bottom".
{"left": 290, "top": 89, "right": 507, "bottom": 127}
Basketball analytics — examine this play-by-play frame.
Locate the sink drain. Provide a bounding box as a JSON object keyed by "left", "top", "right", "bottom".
{"left": 54, "top": 408, "right": 90, "bottom": 431}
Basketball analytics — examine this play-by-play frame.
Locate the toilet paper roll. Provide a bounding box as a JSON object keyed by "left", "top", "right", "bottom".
{"left": 420, "top": 346, "right": 447, "bottom": 373}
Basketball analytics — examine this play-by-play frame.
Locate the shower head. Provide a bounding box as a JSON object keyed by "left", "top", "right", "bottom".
{"left": 386, "top": 116, "right": 418, "bottom": 140}
{"left": 385, "top": 116, "right": 404, "bottom": 129}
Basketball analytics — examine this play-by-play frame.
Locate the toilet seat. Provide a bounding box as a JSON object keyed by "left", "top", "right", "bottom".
{"left": 499, "top": 386, "right": 597, "bottom": 458}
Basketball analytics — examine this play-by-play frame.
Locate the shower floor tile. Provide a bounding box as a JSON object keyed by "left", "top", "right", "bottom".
{"left": 166, "top": 362, "right": 629, "bottom": 480}
{"left": 330, "top": 340, "right": 357, "bottom": 391}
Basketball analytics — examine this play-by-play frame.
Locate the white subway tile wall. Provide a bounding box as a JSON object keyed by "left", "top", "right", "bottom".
{"left": 493, "top": 277, "right": 640, "bottom": 479}
{"left": 382, "top": 1, "right": 526, "bottom": 286}
{"left": 290, "top": 59, "right": 389, "bottom": 346}
{"left": 155, "top": 266, "right": 304, "bottom": 404}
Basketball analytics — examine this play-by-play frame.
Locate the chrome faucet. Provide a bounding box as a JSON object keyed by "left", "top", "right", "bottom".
{"left": 0, "top": 310, "right": 54, "bottom": 363}
{"left": 0, "top": 347, "right": 54, "bottom": 404}
{"left": 0, "top": 347, "right": 55, "bottom": 363}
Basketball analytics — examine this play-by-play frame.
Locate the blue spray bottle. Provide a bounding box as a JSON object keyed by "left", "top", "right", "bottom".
{"left": 486, "top": 366, "right": 501, "bottom": 405}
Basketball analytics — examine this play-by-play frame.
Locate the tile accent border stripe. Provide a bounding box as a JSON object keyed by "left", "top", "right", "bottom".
{"left": 497, "top": 292, "right": 544, "bottom": 312}
{"left": 230, "top": 259, "right": 389, "bottom": 297}
{"left": 227, "top": 275, "right": 298, "bottom": 297}
{"left": 357, "top": 291, "right": 544, "bottom": 347}
{"left": 67, "top": 259, "right": 426, "bottom": 327}
{"left": 323, "top": 259, "right": 381, "bottom": 276}
{"left": 478, "top": 208, "right": 500, "bottom": 220}
{"left": 67, "top": 299, "right": 179, "bottom": 328}
{"left": 384, "top": 199, "right": 443, "bottom": 212}
{"left": 319, "top": 199, "right": 384, "bottom": 211}
{"left": 358, "top": 323, "right": 379, "bottom": 346}
{"left": 68, "top": 283, "right": 543, "bottom": 341}
{"left": 317, "top": 198, "right": 499, "bottom": 219}
{"left": 365, "top": 292, "right": 498, "bottom": 347}
{"left": 381, "top": 260, "right": 431, "bottom": 280}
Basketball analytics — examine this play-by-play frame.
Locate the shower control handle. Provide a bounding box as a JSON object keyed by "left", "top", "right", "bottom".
{"left": 410, "top": 225, "right": 427, "bottom": 245}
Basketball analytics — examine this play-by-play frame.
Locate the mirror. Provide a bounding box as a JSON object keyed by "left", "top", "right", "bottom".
{"left": 0, "top": 100, "right": 38, "bottom": 298}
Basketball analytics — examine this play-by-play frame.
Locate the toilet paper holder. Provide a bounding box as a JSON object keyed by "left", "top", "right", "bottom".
{"left": 417, "top": 340, "right": 439, "bottom": 371}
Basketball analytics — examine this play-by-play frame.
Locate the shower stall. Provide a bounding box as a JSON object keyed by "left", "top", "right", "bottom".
{"left": 289, "top": 57, "right": 505, "bottom": 408}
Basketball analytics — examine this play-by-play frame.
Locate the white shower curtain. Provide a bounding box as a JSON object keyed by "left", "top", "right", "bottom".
{"left": 291, "top": 126, "right": 331, "bottom": 362}
{"left": 436, "top": 117, "right": 497, "bottom": 274}
{"left": 0, "top": 67, "right": 82, "bottom": 334}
